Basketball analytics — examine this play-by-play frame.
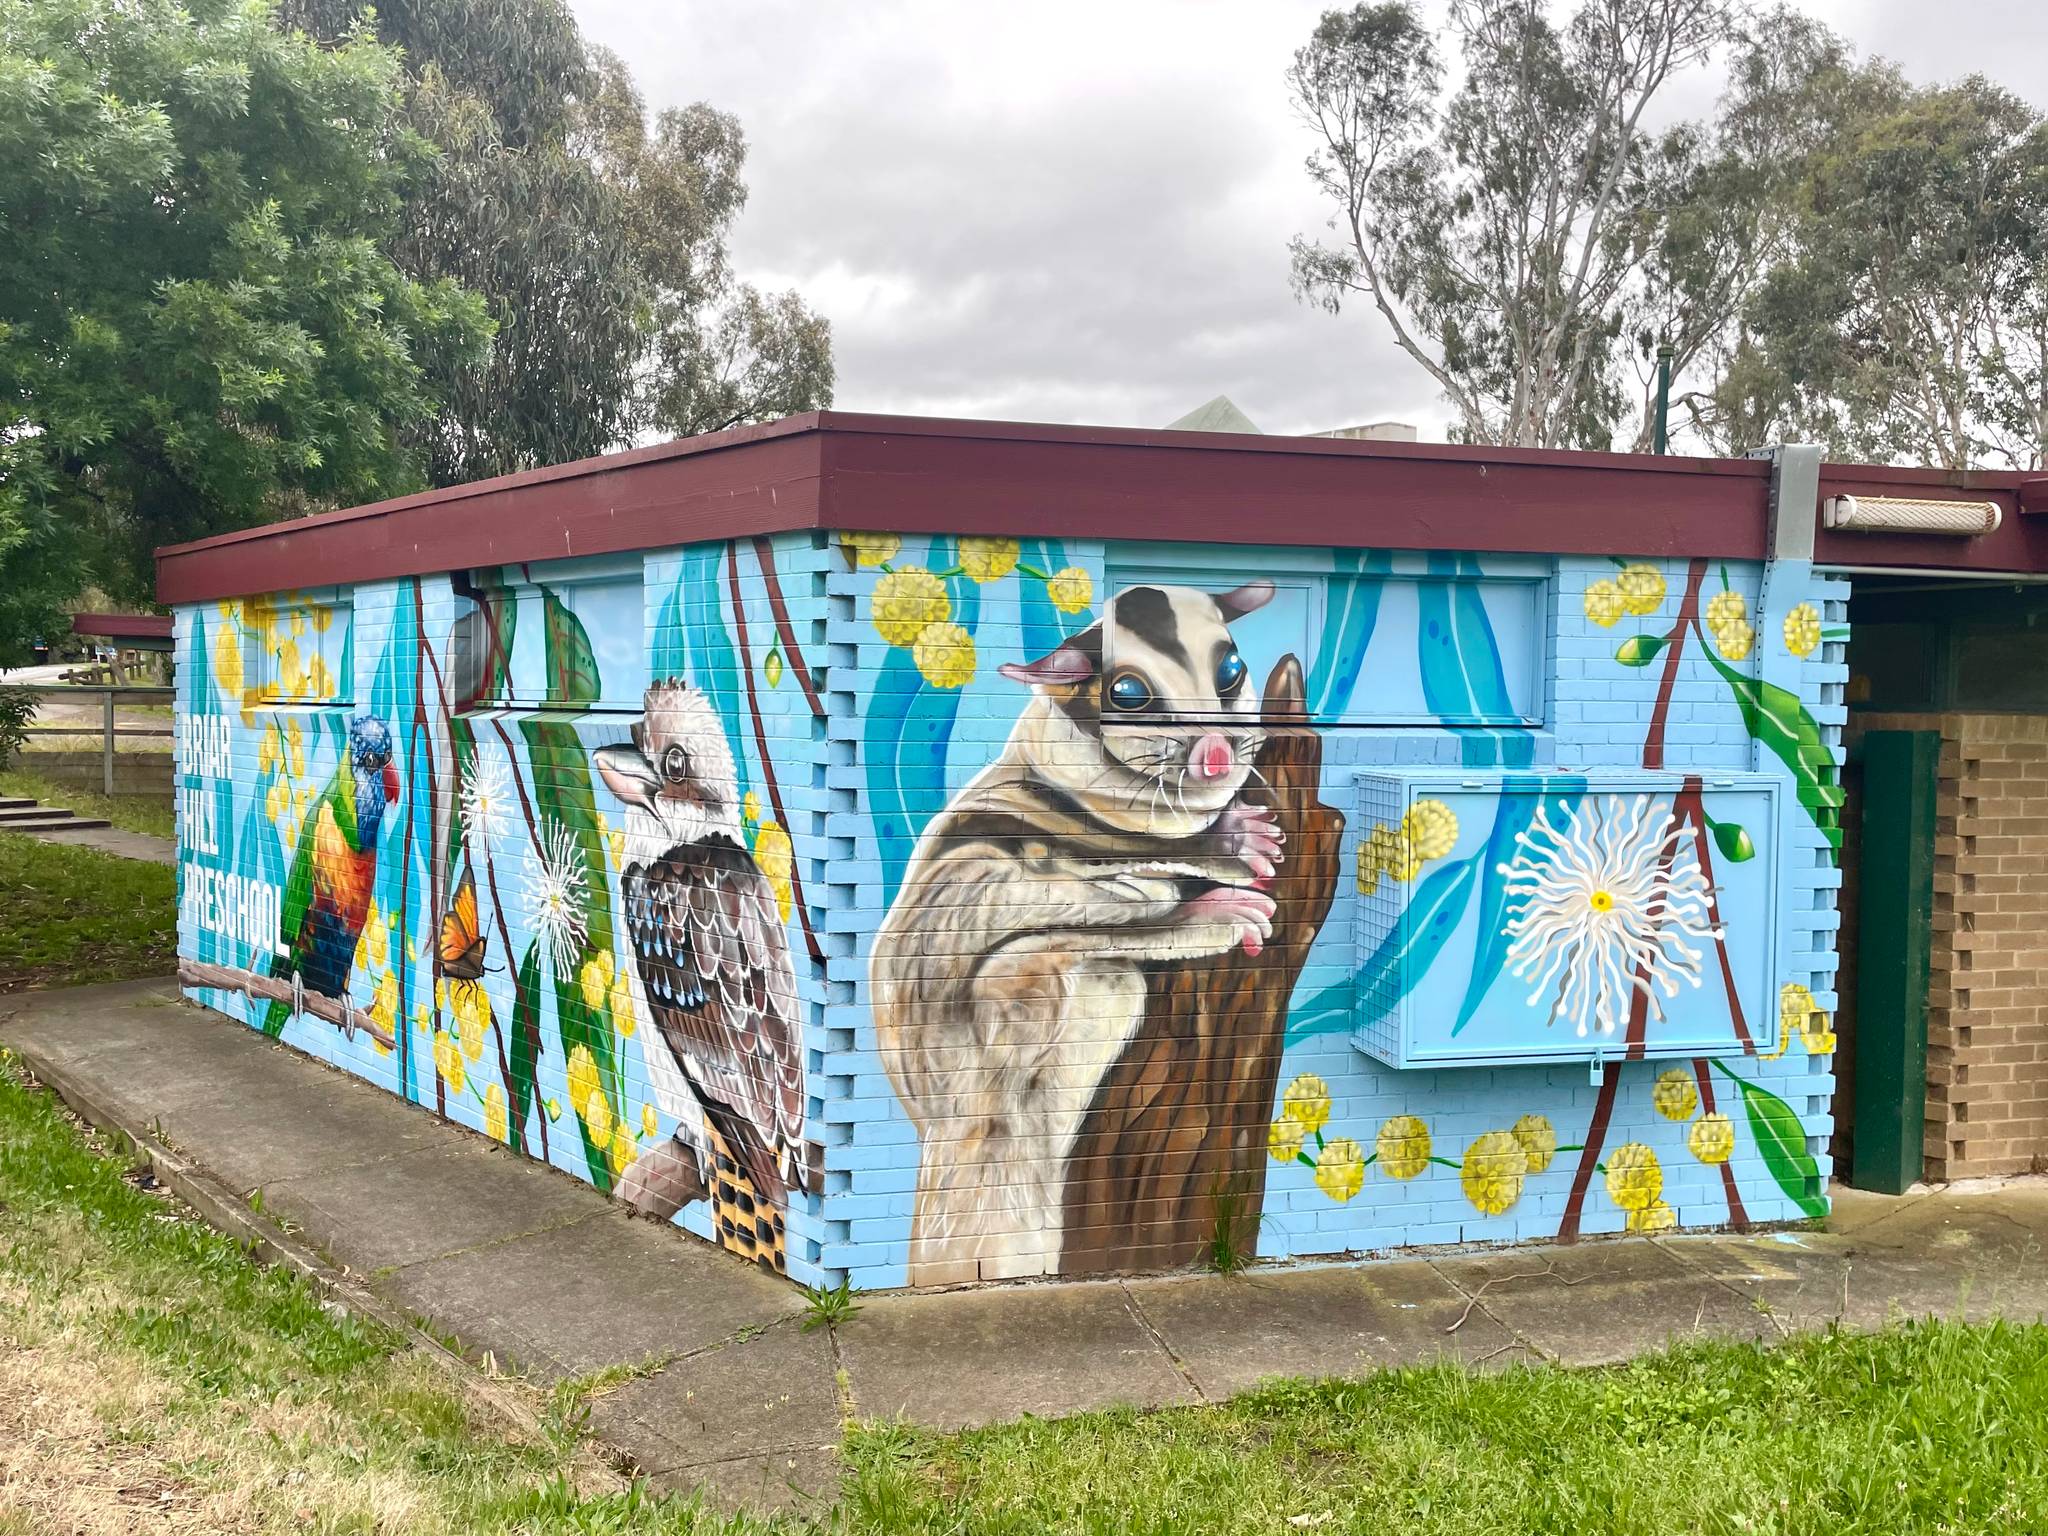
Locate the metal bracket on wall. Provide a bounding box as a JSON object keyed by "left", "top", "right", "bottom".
{"left": 1588, "top": 1049, "right": 1606, "bottom": 1086}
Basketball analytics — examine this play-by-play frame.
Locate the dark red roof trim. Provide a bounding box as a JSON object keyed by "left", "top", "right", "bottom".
{"left": 154, "top": 412, "right": 2048, "bottom": 604}
{"left": 70, "top": 611, "right": 173, "bottom": 640}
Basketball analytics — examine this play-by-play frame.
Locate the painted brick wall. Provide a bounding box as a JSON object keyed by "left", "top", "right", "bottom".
{"left": 1847, "top": 710, "right": 2048, "bottom": 1180}
{"left": 175, "top": 533, "right": 1850, "bottom": 1292}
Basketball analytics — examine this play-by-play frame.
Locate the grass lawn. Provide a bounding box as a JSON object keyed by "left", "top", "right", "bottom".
{"left": 0, "top": 764, "right": 175, "bottom": 839}
{"left": 0, "top": 836, "right": 176, "bottom": 992}
{"left": 2, "top": 1049, "right": 2046, "bottom": 1534}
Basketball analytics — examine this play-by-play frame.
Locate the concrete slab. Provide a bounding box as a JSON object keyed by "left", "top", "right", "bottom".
{"left": 28, "top": 824, "right": 174, "bottom": 862}
{"left": 648, "top": 1447, "right": 842, "bottom": 1518}
{"left": 1656, "top": 1230, "right": 2017, "bottom": 1330}
{"left": 384, "top": 1208, "right": 801, "bottom": 1382}
{"left": 265, "top": 1139, "right": 607, "bottom": 1274}
{"left": 1826, "top": 1183, "right": 1932, "bottom": 1237}
{"left": 592, "top": 1320, "right": 844, "bottom": 1471}
{"left": 840, "top": 1281, "right": 1199, "bottom": 1428}
{"left": 1124, "top": 1260, "right": 1525, "bottom": 1400}
{"left": 1432, "top": 1238, "right": 1776, "bottom": 1365}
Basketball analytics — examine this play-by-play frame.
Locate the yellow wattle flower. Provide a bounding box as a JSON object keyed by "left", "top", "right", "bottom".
{"left": 1510, "top": 1113, "right": 1556, "bottom": 1174}
{"left": 484, "top": 1084, "right": 509, "bottom": 1144}
{"left": 841, "top": 531, "right": 901, "bottom": 568}
{"left": 608, "top": 1122, "right": 639, "bottom": 1176}
{"left": 364, "top": 906, "right": 388, "bottom": 971}
{"left": 1461, "top": 1131, "right": 1525, "bottom": 1215}
{"left": 1705, "top": 588, "right": 1748, "bottom": 634}
{"left": 958, "top": 536, "right": 1020, "bottom": 584}
{"left": 642, "top": 1103, "right": 658, "bottom": 1140}
{"left": 265, "top": 778, "right": 288, "bottom": 825}
{"left": 369, "top": 971, "right": 398, "bottom": 1038}
{"left": 1046, "top": 566, "right": 1093, "bottom": 615}
{"left": 1604, "top": 1142, "right": 1663, "bottom": 1212}
{"left": 1281, "top": 1073, "right": 1332, "bottom": 1134}
{"left": 566, "top": 1046, "right": 600, "bottom": 1127}
{"left": 1314, "top": 1137, "right": 1366, "bottom": 1203}
{"left": 1268, "top": 1116, "right": 1307, "bottom": 1164}
{"left": 913, "top": 622, "right": 977, "bottom": 689}
{"left": 579, "top": 954, "right": 609, "bottom": 1014}
{"left": 871, "top": 567, "right": 949, "bottom": 647}
{"left": 1375, "top": 1114, "right": 1431, "bottom": 1180}
{"left": 752, "top": 821, "right": 795, "bottom": 922}
{"left": 611, "top": 974, "right": 638, "bottom": 1039}
{"left": 456, "top": 985, "right": 487, "bottom": 1064}
{"left": 1583, "top": 580, "right": 1625, "bottom": 629}
{"left": 1783, "top": 602, "right": 1823, "bottom": 658}
{"left": 1689, "top": 1112, "right": 1735, "bottom": 1166}
{"left": 434, "top": 1030, "right": 466, "bottom": 1096}
{"left": 1717, "top": 619, "right": 1755, "bottom": 661}
{"left": 764, "top": 649, "right": 784, "bottom": 688}
{"left": 1626, "top": 1199, "right": 1678, "bottom": 1234}
{"left": 1617, "top": 563, "right": 1666, "bottom": 616}
{"left": 742, "top": 790, "right": 762, "bottom": 824}
{"left": 1653, "top": 1068, "right": 1699, "bottom": 1122}
{"left": 1401, "top": 799, "right": 1459, "bottom": 862}
{"left": 584, "top": 1088, "right": 615, "bottom": 1153}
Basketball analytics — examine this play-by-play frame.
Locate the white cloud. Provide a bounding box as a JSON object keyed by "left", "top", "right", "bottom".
{"left": 573, "top": 0, "right": 2048, "bottom": 441}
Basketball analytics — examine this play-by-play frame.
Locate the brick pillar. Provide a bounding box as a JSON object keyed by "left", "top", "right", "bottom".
{"left": 1847, "top": 712, "right": 2048, "bottom": 1180}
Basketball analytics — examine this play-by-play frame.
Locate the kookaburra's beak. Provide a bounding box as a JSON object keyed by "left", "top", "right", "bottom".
{"left": 594, "top": 743, "right": 660, "bottom": 811}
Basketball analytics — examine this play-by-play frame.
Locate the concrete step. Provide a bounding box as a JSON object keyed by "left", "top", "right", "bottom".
{"left": 0, "top": 797, "right": 35, "bottom": 810}
{"left": 2, "top": 815, "right": 112, "bottom": 833}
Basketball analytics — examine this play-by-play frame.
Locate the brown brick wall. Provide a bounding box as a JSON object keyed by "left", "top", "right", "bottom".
{"left": 1846, "top": 712, "right": 2048, "bottom": 1181}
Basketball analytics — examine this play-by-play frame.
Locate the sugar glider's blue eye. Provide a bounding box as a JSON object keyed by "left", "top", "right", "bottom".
{"left": 1215, "top": 650, "right": 1247, "bottom": 697}
{"left": 1107, "top": 672, "right": 1153, "bottom": 711}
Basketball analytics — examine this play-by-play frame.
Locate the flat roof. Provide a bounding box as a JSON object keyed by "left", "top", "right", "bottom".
{"left": 70, "top": 612, "right": 174, "bottom": 640}
{"left": 155, "top": 411, "right": 2048, "bottom": 605}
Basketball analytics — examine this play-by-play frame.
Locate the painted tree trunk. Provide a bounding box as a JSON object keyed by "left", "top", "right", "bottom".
{"left": 1059, "top": 655, "right": 1344, "bottom": 1275}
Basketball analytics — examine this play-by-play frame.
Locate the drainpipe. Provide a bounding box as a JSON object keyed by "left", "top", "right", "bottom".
{"left": 1748, "top": 444, "right": 1824, "bottom": 772}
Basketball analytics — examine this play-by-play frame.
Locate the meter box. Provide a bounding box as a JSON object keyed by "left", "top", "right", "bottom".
{"left": 1351, "top": 770, "right": 1781, "bottom": 1069}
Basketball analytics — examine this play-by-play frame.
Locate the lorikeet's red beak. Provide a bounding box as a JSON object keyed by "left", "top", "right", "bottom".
{"left": 383, "top": 762, "right": 401, "bottom": 803}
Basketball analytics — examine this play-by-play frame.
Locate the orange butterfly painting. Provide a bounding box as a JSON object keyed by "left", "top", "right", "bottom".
{"left": 438, "top": 864, "right": 489, "bottom": 981}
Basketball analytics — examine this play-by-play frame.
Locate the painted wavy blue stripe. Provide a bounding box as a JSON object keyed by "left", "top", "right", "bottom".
{"left": 866, "top": 539, "right": 980, "bottom": 904}
{"left": 1452, "top": 775, "right": 1587, "bottom": 1035}
{"left": 1307, "top": 549, "right": 1390, "bottom": 722}
{"left": 1018, "top": 538, "right": 1080, "bottom": 658}
{"left": 681, "top": 544, "right": 754, "bottom": 810}
{"left": 652, "top": 572, "right": 688, "bottom": 679}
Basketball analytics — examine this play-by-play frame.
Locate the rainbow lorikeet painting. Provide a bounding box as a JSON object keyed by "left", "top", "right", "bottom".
{"left": 262, "top": 715, "right": 401, "bottom": 1037}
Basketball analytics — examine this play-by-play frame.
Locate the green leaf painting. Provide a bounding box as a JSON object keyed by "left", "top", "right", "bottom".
{"left": 1728, "top": 1069, "right": 1829, "bottom": 1219}
{"left": 1703, "top": 644, "right": 1844, "bottom": 858}
{"left": 1617, "top": 633, "right": 1666, "bottom": 666}
{"left": 540, "top": 587, "right": 601, "bottom": 706}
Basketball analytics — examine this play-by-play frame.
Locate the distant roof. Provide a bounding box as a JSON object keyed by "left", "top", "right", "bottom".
{"left": 71, "top": 612, "right": 172, "bottom": 641}
{"left": 154, "top": 411, "right": 2048, "bottom": 605}
{"left": 1165, "top": 395, "right": 1262, "bottom": 434}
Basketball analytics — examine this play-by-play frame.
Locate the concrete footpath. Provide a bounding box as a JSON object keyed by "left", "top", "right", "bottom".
{"left": 5, "top": 980, "right": 2048, "bottom": 1514}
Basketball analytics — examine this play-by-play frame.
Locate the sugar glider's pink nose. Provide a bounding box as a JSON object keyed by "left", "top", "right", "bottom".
{"left": 1189, "top": 732, "right": 1235, "bottom": 780}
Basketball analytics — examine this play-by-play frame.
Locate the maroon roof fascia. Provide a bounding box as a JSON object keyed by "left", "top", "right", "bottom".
{"left": 70, "top": 612, "right": 173, "bottom": 640}
{"left": 155, "top": 412, "right": 2048, "bottom": 605}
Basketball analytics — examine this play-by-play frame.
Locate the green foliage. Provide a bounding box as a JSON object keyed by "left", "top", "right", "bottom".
{"left": 800, "top": 1277, "right": 861, "bottom": 1333}
{"left": 278, "top": 2, "right": 833, "bottom": 484}
{"left": 1719, "top": 72, "right": 2048, "bottom": 469}
{"left": 0, "top": 686, "right": 34, "bottom": 767}
{"left": 1289, "top": 0, "right": 1735, "bottom": 448}
{"left": 0, "top": 0, "right": 491, "bottom": 649}
{"left": 1703, "top": 640, "right": 1845, "bottom": 856}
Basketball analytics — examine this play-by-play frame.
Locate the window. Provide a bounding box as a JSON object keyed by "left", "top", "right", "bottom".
{"left": 254, "top": 590, "right": 350, "bottom": 704}
{"left": 457, "top": 557, "right": 644, "bottom": 713}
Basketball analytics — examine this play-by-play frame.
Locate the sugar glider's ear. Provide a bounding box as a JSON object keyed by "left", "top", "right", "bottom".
{"left": 999, "top": 624, "right": 1101, "bottom": 690}
{"left": 1213, "top": 579, "right": 1275, "bottom": 619}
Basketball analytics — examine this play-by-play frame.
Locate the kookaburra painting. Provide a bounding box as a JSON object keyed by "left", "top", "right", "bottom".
{"left": 596, "top": 682, "right": 810, "bottom": 1273}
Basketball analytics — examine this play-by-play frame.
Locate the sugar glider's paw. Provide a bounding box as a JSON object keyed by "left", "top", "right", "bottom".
{"left": 1175, "top": 884, "right": 1278, "bottom": 957}
{"left": 1216, "top": 800, "right": 1286, "bottom": 881}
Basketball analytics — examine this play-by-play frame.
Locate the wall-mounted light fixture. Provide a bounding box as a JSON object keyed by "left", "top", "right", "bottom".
{"left": 1822, "top": 495, "right": 2001, "bottom": 536}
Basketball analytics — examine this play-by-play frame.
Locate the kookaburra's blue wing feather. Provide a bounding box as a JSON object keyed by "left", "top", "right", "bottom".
{"left": 621, "top": 836, "right": 806, "bottom": 1202}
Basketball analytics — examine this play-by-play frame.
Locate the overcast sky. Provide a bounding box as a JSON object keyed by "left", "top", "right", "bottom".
{"left": 571, "top": 1, "right": 2048, "bottom": 440}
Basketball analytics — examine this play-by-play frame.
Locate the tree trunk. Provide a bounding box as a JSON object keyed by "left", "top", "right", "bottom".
{"left": 1058, "top": 655, "right": 1345, "bottom": 1276}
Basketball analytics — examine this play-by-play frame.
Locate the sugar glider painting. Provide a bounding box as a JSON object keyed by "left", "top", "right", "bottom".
{"left": 870, "top": 580, "right": 1320, "bottom": 1285}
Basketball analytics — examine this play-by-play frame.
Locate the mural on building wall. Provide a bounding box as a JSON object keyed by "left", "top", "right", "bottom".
{"left": 176, "top": 526, "right": 1848, "bottom": 1293}
{"left": 843, "top": 536, "right": 1846, "bottom": 1285}
{"left": 177, "top": 546, "right": 822, "bottom": 1277}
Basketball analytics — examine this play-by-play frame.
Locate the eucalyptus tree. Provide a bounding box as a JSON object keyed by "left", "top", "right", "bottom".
{"left": 0, "top": 0, "right": 489, "bottom": 654}
{"left": 279, "top": 0, "right": 832, "bottom": 484}
{"left": 1288, "top": 0, "right": 1736, "bottom": 448}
